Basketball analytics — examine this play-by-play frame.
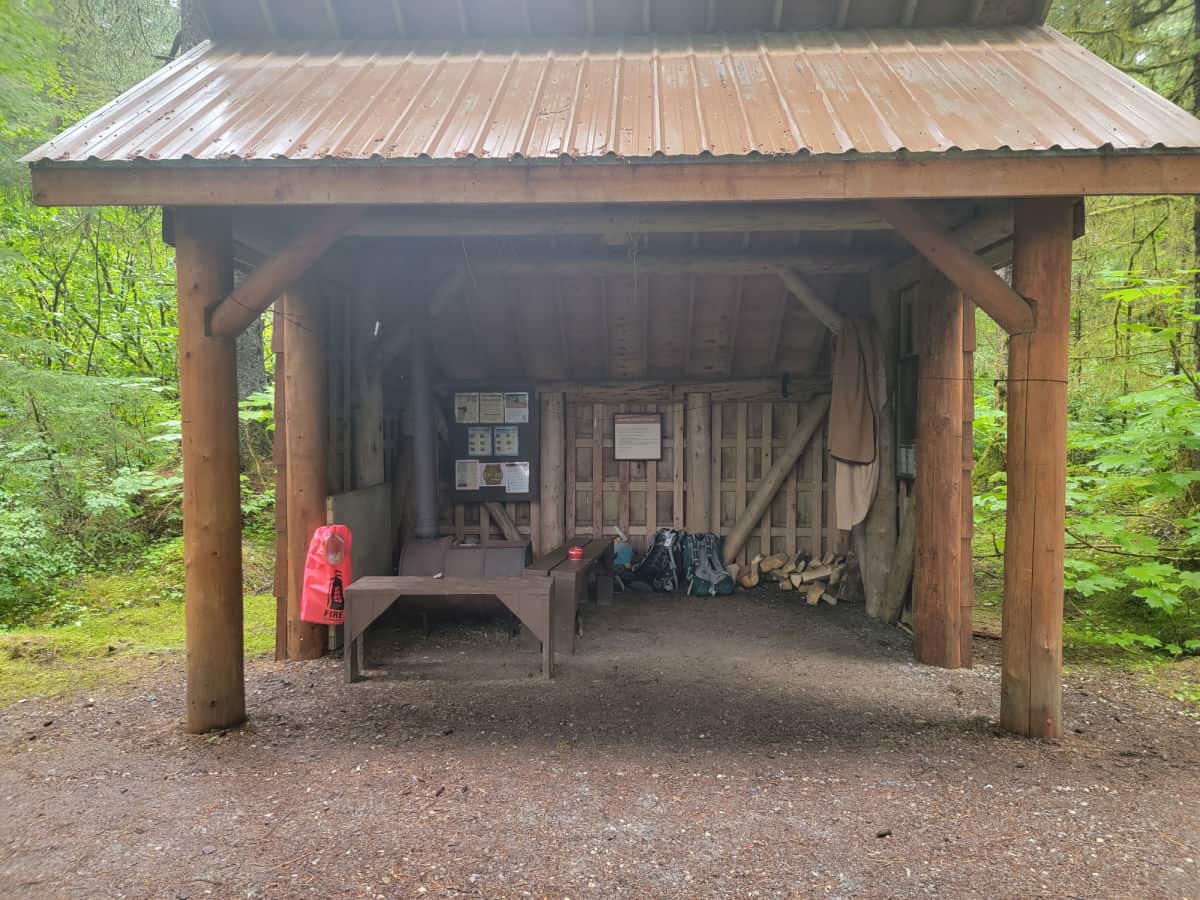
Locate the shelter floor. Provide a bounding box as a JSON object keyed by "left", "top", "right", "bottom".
{"left": 2, "top": 593, "right": 1198, "bottom": 898}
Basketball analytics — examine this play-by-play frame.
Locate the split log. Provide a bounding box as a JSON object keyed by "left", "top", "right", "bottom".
{"left": 723, "top": 395, "right": 831, "bottom": 564}
{"left": 805, "top": 584, "right": 824, "bottom": 605}
{"left": 739, "top": 555, "right": 763, "bottom": 589}
{"left": 800, "top": 564, "right": 833, "bottom": 583}
{"left": 760, "top": 553, "right": 789, "bottom": 573}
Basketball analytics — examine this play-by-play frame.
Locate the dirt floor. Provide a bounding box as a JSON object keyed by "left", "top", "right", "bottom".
{"left": 1, "top": 592, "right": 1198, "bottom": 899}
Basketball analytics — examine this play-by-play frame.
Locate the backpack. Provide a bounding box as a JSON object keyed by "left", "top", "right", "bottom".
{"left": 681, "top": 532, "right": 735, "bottom": 596}
{"left": 633, "top": 528, "right": 683, "bottom": 592}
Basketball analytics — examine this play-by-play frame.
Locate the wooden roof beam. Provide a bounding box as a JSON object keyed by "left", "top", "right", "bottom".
{"left": 208, "top": 208, "right": 361, "bottom": 338}
{"left": 874, "top": 199, "right": 1034, "bottom": 334}
{"left": 425, "top": 247, "right": 888, "bottom": 276}
{"left": 346, "top": 202, "right": 905, "bottom": 237}
{"left": 33, "top": 155, "right": 1200, "bottom": 207}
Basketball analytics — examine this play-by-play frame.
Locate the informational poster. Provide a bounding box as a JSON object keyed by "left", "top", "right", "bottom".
{"left": 503, "top": 461, "right": 530, "bottom": 495}
{"left": 454, "top": 392, "right": 480, "bottom": 424}
{"left": 448, "top": 385, "right": 538, "bottom": 501}
{"left": 480, "top": 462, "right": 506, "bottom": 489}
{"left": 467, "top": 426, "right": 493, "bottom": 457}
{"left": 478, "top": 393, "right": 505, "bottom": 424}
{"left": 493, "top": 425, "right": 519, "bottom": 457}
{"left": 614, "top": 413, "right": 663, "bottom": 461}
{"left": 503, "top": 392, "right": 530, "bottom": 424}
{"left": 454, "top": 459, "right": 479, "bottom": 491}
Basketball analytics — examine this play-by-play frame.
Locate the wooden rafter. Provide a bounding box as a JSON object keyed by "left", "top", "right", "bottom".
{"left": 874, "top": 200, "right": 1035, "bottom": 335}
{"left": 967, "top": 0, "right": 987, "bottom": 25}
{"left": 900, "top": 0, "right": 920, "bottom": 26}
{"left": 208, "top": 208, "right": 361, "bottom": 338}
{"left": 834, "top": 0, "right": 853, "bottom": 27}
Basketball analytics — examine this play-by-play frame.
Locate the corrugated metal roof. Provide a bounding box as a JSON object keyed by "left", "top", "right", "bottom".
{"left": 26, "top": 27, "right": 1200, "bottom": 166}
{"left": 193, "top": 0, "right": 1048, "bottom": 42}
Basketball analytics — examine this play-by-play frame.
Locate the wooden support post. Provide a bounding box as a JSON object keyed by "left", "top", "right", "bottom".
{"left": 724, "top": 396, "right": 831, "bottom": 565}
{"left": 352, "top": 276, "right": 385, "bottom": 488}
{"left": 540, "top": 392, "right": 566, "bottom": 555}
{"left": 176, "top": 208, "right": 245, "bottom": 733}
{"left": 858, "top": 270, "right": 899, "bottom": 619}
{"left": 961, "top": 298, "right": 977, "bottom": 667}
{"left": 913, "top": 260, "right": 964, "bottom": 669}
{"left": 685, "top": 393, "right": 711, "bottom": 532}
{"left": 1001, "top": 198, "right": 1073, "bottom": 739}
{"left": 283, "top": 281, "right": 329, "bottom": 660}
{"left": 272, "top": 306, "right": 288, "bottom": 661}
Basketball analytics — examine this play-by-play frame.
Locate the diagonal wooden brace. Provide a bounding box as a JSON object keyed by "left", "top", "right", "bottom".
{"left": 207, "top": 207, "right": 362, "bottom": 338}
{"left": 874, "top": 200, "right": 1035, "bottom": 335}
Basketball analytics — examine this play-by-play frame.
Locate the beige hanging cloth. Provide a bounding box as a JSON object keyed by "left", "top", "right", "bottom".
{"left": 828, "top": 318, "right": 885, "bottom": 531}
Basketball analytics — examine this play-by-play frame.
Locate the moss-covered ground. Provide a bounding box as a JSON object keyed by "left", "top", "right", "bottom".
{"left": 0, "top": 533, "right": 276, "bottom": 706}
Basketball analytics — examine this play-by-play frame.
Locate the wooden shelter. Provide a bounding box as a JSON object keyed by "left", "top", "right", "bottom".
{"left": 25, "top": 0, "right": 1200, "bottom": 738}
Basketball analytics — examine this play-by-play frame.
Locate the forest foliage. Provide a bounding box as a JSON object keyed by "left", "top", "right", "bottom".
{"left": 0, "top": 0, "right": 1198, "bottom": 660}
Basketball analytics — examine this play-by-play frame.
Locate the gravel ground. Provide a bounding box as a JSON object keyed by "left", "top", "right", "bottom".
{"left": 1, "top": 592, "right": 1198, "bottom": 899}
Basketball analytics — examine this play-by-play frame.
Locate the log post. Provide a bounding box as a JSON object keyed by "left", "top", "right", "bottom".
{"left": 858, "top": 269, "right": 899, "bottom": 619}
{"left": 1001, "top": 198, "right": 1073, "bottom": 739}
{"left": 961, "top": 298, "right": 977, "bottom": 667}
{"left": 283, "top": 281, "right": 329, "bottom": 660}
{"left": 271, "top": 307, "right": 288, "bottom": 661}
{"left": 352, "top": 276, "right": 386, "bottom": 488}
{"left": 539, "top": 392, "right": 566, "bottom": 554}
{"left": 913, "top": 259, "right": 964, "bottom": 669}
{"left": 685, "top": 393, "right": 712, "bottom": 532}
{"left": 176, "top": 208, "right": 245, "bottom": 733}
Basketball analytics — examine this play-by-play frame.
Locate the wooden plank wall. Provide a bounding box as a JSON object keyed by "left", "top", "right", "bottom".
{"left": 435, "top": 394, "right": 833, "bottom": 561}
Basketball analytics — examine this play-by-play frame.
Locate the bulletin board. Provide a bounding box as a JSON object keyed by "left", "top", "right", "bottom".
{"left": 448, "top": 388, "right": 540, "bottom": 502}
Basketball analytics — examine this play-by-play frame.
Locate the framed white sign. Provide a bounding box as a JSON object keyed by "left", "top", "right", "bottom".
{"left": 613, "top": 413, "right": 663, "bottom": 461}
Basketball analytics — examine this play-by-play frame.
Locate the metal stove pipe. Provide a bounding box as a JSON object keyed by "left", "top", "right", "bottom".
{"left": 409, "top": 320, "right": 438, "bottom": 541}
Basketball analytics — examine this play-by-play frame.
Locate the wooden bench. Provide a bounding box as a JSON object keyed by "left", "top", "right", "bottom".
{"left": 525, "top": 537, "right": 615, "bottom": 654}
{"left": 343, "top": 573, "right": 555, "bottom": 683}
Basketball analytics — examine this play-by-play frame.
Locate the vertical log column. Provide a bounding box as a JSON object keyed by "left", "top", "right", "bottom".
{"left": 913, "top": 260, "right": 964, "bottom": 668}
{"left": 176, "top": 208, "right": 245, "bottom": 733}
{"left": 353, "top": 271, "right": 385, "bottom": 489}
{"left": 272, "top": 307, "right": 289, "bottom": 661}
{"left": 685, "top": 393, "right": 712, "bottom": 532}
{"left": 1001, "top": 198, "right": 1073, "bottom": 739}
{"left": 960, "top": 298, "right": 977, "bottom": 667}
{"left": 859, "top": 269, "right": 899, "bottom": 619}
{"left": 283, "top": 281, "right": 329, "bottom": 660}
{"left": 540, "top": 392, "right": 566, "bottom": 555}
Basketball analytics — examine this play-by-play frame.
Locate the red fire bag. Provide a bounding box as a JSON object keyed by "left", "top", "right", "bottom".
{"left": 299, "top": 525, "right": 352, "bottom": 626}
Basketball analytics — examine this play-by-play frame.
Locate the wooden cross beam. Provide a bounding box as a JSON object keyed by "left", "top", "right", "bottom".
{"left": 207, "top": 208, "right": 361, "bottom": 338}
{"left": 873, "top": 200, "right": 1035, "bottom": 334}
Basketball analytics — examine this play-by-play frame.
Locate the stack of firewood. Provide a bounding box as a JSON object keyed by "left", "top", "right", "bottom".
{"left": 727, "top": 551, "right": 847, "bottom": 605}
